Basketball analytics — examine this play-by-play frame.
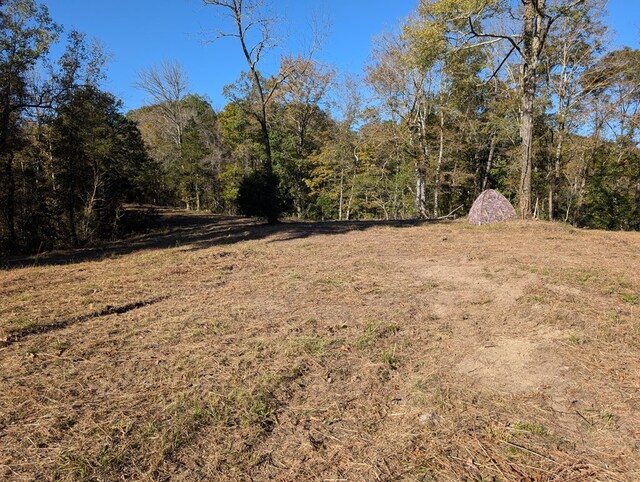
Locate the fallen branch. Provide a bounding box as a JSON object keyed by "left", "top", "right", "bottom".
{"left": 437, "top": 205, "right": 464, "bottom": 220}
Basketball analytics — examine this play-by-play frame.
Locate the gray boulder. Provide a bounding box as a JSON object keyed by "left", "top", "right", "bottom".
{"left": 468, "top": 189, "right": 517, "bottom": 225}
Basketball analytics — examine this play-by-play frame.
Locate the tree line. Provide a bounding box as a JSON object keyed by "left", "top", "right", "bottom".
{"left": 1, "top": 0, "right": 638, "bottom": 255}
{"left": 0, "top": 0, "right": 156, "bottom": 255}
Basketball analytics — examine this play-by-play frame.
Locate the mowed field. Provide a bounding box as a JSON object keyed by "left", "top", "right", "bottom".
{"left": 1, "top": 210, "right": 639, "bottom": 481}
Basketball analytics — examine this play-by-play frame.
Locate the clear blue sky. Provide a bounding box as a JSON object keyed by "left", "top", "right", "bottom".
{"left": 43, "top": 0, "right": 640, "bottom": 113}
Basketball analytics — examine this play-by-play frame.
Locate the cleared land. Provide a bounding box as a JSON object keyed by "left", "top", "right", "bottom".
{"left": 1, "top": 210, "right": 639, "bottom": 481}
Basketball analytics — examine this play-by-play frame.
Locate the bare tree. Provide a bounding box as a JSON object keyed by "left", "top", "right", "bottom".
{"left": 204, "top": 0, "right": 325, "bottom": 167}
{"left": 204, "top": 0, "right": 285, "bottom": 172}
{"left": 136, "top": 60, "right": 189, "bottom": 146}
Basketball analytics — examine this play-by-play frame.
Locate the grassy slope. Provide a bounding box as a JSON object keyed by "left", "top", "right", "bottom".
{"left": 1, "top": 211, "right": 639, "bottom": 481}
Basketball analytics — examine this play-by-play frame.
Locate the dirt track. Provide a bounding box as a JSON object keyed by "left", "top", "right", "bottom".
{"left": 1, "top": 211, "right": 639, "bottom": 480}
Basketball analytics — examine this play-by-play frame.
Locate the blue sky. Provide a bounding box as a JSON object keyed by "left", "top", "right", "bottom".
{"left": 43, "top": 0, "right": 639, "bottom": 113}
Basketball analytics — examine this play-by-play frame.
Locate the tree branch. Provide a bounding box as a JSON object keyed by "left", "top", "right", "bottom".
{"left": 480, "top": 42, "right": 520, "bottom": 85}
{"left": 467, "top": 16, "right": 523, "bottom": 58}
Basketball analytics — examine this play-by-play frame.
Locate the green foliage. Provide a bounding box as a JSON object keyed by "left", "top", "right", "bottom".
{"left": 217, "top": 100, "right": 263, "bottom": 160}
{"left": 236, "top": 168, "right": 290, "bottom": 223}
{"left": 219, "top": 163, "right": 243, "bottom": 213}
{"left": 0, "top": 0, "right": 61, "bottom": 253}
{"left": 128, "top": 94, "right": 229, "bottom": 212}
{"left": 0, "top": 2, "right": 157, "bottom": 253}
{"left": 580, "top": 148, "right": 639, "bottom": 230}
{"left": 406, "top": 0, "right": 503, "bottom": 68}
{"left": 51, "top": 86, "right": 156, "bottom": 244}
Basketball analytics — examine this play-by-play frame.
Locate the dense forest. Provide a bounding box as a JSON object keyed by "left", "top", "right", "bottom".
{"left": 1, "top": 0, "right": 638, "bottom": 254}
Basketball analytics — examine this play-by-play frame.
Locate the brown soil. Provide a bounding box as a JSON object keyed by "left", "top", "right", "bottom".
{"left": 1, "top": 210, "right": 639, "bottom": 481}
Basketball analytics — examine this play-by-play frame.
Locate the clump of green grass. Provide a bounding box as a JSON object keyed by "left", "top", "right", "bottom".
{"left": 355, "top": 322, "right": 399, "bottom": 349}
{"left": 10, "top": 316, "right": 34, "bottom": 326}
{"left": 621, "top": 293, "right": 639, "bottom": 304}
{"left": 206, "top": 319, "right": 223, "bottom": 335}
{"left": 284, "top": 334, "right": 327, "bottom": 357}
{"left": 469, "top": 297, "right": 494, "bottom": 305}
{"left": 52, "top": 378, "right": 285, "bottom": 481}
{"left": 355, "top": 325, "right": 378, "bottom": 349}
{"left": 380, "top": 350, "right": 399, "bottom": 369}
{"left": 286, "top": 363, "right": 308, "bottom": 380}
{"left": 576, "top": 408, "right": 617, "bottom": 431}
{"left": 566, "top": 334, "right": 587, "bottom": 346}
{"left": 94, "top": 418, "right": 138, "bottom": 473}
{"left": 7, "top": 317, "right": 46, "bottom": 338}
{"left": 57, "top": 454, "right": 92, "bottom": 480}
{"left": 211, "top": 379, "right": 280, "bottom": 433}
{"left": 511, "top": 421, "right": 546, "bottom": 435}
{"left": 527, "top": 294, "right": 545, "bottom": 304}
{"left": 528, "top": 266, "right": 551, "bottom": 276}
{"left": 380, "top": 323, "right": 400, "bottom": 336}
{"left": 163, "top": 393, "right": 212, "bottom": 453}
{"left": 316, "top": 276, "right": 343, "bottom": 290}
{"left": 52, "top": 338, "right": 69, "bottom": 353}
{"left": 600, "top": 410, "right": 616, "bottom": 427}
{"left": 574, "top": 269, "right": 598, "bottom": 284}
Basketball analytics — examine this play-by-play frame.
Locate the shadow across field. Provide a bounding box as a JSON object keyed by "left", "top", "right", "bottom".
{"left": 1, "top": 208, "right": 437, "bottom": 270}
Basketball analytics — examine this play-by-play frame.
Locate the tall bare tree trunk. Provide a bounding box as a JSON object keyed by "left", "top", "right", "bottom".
{"left": 549, "top": 43, "right": 571, "bottom": 222}
{"left": 575, "top": 167, "right": 588, "bottom": 225}
{"left": 415, "top": 166, "right": 427, "bottom": 218}
{"left": 519, "top": 0, "right": 545, "bottom": 219}
{"left": 81, "top": 168, "right": 101, "bottom": 241}
{"left": 392, "top": 164, "right": 401, "bottom": 219}
{"left": 346, "top": 173, "right": 356, "bottom": 221}
{"left": 346, "top": 148, "right": 359, "bottom": 220}
{"left": 564, "top": 177, "right": 576, "bottom": 223}
{"left": 257, "top": 113, "right": 272, "bottom": 171}
{"left": 416, "top": 113, "right": 429, "bottom": 219}
{"left": 519, "top": 71, "right": 535, "bottom": 218}
{"left": 549, "top": 126, "right": 564, "bottom": 221}
{"left": 338, "top": 168, "right": 344, "bottom": 221}
{"left": 482, "top": 135, "right": 496, "bottom": 191}
{"left": 434, "top": 108, "right": 444, "bottom": 217}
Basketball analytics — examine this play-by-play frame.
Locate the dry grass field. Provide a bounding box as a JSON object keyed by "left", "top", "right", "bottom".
{"left": 1, "top": 210, "right": 639, "bottom": 481}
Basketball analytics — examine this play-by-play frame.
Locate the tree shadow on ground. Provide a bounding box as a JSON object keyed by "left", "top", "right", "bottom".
{"left": 1, "top": 208, "right": 443, "bottom": 270}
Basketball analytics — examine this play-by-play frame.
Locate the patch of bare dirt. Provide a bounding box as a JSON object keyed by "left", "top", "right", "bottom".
{"left": 457, "top": 332, "right": 569, "bottom": 393}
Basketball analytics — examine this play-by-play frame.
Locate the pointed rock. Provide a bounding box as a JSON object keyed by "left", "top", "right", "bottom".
{"left": 468, "top": 189, "right": 517, "bottom": 225}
